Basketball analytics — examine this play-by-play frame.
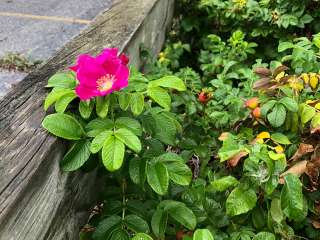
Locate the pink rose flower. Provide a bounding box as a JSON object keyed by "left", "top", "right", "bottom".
{"left": 70, "top": 48, "right": 129, "bottom": 100}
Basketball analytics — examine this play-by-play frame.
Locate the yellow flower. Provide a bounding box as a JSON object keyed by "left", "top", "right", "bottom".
{"left": 274, "top": 145, "right": 284, "bottom": 154}
{"left": 301, "top": 73, "right": 309, "bottom": 84}
{"left": 309, "top": 73, "right": 319, "bottom": 90}
{"left": 257, "top": 131, "right": 271, "bottom": 139}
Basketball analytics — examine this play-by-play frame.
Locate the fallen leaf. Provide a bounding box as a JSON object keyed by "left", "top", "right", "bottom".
{"left": 290, "top": 143, "right": 314, "bottom": 162}
{"left": 228, "top": 151, "right": 249, "bottom": 167}
{"left": 279, "top": 160, "right": 308, "bottom": 184}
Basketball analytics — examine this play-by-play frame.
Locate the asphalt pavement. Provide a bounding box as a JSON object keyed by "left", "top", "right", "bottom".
{"left": 0, "top": 0, "right": 112, "bottom": 98}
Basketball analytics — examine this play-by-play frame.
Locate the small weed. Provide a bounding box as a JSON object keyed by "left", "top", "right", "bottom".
{"left": 0, "top": 52, "right": 42, "bottom": 72}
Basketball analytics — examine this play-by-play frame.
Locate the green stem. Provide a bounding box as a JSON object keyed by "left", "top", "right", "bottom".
{"left": 121, "top": 179, "right": 126, "bottom": 222}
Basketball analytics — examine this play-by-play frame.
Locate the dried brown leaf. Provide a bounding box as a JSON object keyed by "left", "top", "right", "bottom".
{"left": 311, "top": 146, "right": 320, "bottom": 166}
{"left": 279, "top": 160, "right": 308, "bottom": 184}
{"left": 273, "top": 65, "right": 289, "bottom": 77}
{"left": 306, "top": 162, "right": 319, "bottom": 187}
{"left": 311, "top": 126, "right": 320, "bottom": 134}
{"left": 290, "top": 143, "right": 314, "bottom": 162}
{"left": 228, "top": 151, "right": 248, "bottom": 167}
{"left": 311, "top": 219, "right": 320, "bottom": 229}
{"left": 254, "top": 67, "right": 271, "bottom": 77}
{"left": 253, "top": 77, "right": 273, "bottom": 90}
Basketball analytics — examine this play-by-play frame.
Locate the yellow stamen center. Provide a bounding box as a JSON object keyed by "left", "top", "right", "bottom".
{"left": 96, "top": 74, "right": 116, "bottom": 92}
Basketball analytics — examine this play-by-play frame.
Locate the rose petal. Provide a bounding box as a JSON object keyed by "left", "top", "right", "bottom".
{"left": 77, "top": 58, "right": 106, "bottom": 87}
{"left": 113, "top": 64, "right": 129, "bottom": 90}
{"left": 76, "top": 85, "right": 100, "bottom": 100}
{"left": 96, "top": 48, "right": 118, "bottom": 65}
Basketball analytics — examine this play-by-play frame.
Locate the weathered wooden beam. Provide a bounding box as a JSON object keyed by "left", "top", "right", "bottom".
{"left": 0, "top": 0, "right": 174, "bottom": 239}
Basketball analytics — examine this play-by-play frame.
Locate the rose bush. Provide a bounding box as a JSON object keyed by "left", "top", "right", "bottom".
{"left": 42, "top": 0, "right": 320, "bottom": 239}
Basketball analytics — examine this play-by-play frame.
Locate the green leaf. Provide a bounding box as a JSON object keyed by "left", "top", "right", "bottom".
{"left": 54, "top": 91, "right": 76, "bottom": 113}
{"left": 46, "top": 72, "right": 77, "bottom": 89}
{"left": 92, "top": 215, "right": 122, "bottom": 240}
{"left": 85, "top": 118, "right": 113, "bottom": 137}
{"left": 300, "top": 104, "right": 316, "bottom": 124}
{"left": 90, "top": 130, "right": 113, "bottom": 153}
{"left": 142, "top": 112, "right": 177, "bottom": 145}
{"left": 130, "top": 93, "right": 145, "bottom": 116}
{"left": 102, "top": 135, "right": 125, "bottom": 171}
{"left": 253, "top": 232, "right": 275, "bottom": 240}
{"left": 278, "top": 42, "right": 294, "bottom": 52}
{"left": 300, "top": 14, "right": 313, "bottom": 24}
{"left": 210, "top": 176, "right": 239, "bottom": 192}
{"left": 267, "top": 104, "right": 286, "bottom": 128}
{"left": 114, "top": 128, "right": 141, "bottom": 153}
{"left": 132, "top": 233, "right": 153, "bottom": 240}
{"left": 96, "top": 96, "right": 110, "bottom": 118}
{"left": 268, "top": 151, "right": 286, "bottom": 161}
{"left": 156, "top": 152, "right": 184, "bottom": 163}
{"left": 152, "top": 113, "right": 177, "bottom": 145}
{"left": 218, "top": 134, "right": 246, "bottom": 162}
{"left": 149, "top": 76, "right": 186, "bottom": 91}
{"left": 42, "top": 113, "right": 84, "bottom": 140}
{"left": 151, "top": 209, "right": 167, "bottom": 239}
{"left": 279, "top": 97, "right": 298, "bottom": 112}
{"left": 226, "top": 187, "right": 257, "bottom": 216}
{"left": 146, "top": 162, "right": 169, "bottom": 195}
{"left": 115, "top": 117, "right": 142, "bottom": 136}
{"left": 44, "top": 88, "right": 74, "bottom": 110}
{"left": 110, "top": 229, "right": 129, "bottom": 240}
{"left": 129, "top": 157, "right": 147, "bottom": 186}
{"left": 271, "top": 133, "right": 291, "bottom": 145}
{"left": 165, "top": 161, "right": 192, "bottom": 186}
{"left": 79, "top": 101, "right": 93, "bottom": 119}
{"left": 147, "top": 86, "right": 171, "bottom": 110}
{"left": 163, "top": 201, "right": 197, "bottom": 230}
{"left": 261, "top": 100, "right": 277, "bottom": 117}
{"left": 281, "top": 174, "right": 305, "bottom": 221}
{"left": 193, "top": 229, "right": 214, "bottom": 240}
{"left": 270, "top": 198, "right": 283, "bottom": 223}
{"left": 311, "top": 113, "right": 320, "bottom": 128}
{"left": 118, "top": 93, "right": 131, "bottom": 111}
{"left": 60, "top": 140, "right": 91, "bottom": 171}
{"left": 124, "top": 215, "right": 149, "bottom": 233}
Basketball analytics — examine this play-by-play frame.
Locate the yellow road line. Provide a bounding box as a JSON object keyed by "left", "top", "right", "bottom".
{"left": 0, "top": 12, "right": 91, "bottom": 24}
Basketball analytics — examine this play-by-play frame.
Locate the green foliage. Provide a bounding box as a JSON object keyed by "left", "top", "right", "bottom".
{"left": 43, "top": 1, "right": 320, "bottom": 239}
{"left": 193, "top": 229, "right": 214, "bottom": 240}
{"left": 226, "top": 187, "right": 257, "bottom": 216}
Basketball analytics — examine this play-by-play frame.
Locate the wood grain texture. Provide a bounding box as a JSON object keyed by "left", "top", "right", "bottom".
{"left": 0, "top": 0, "right": 174, "bottom": 239}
